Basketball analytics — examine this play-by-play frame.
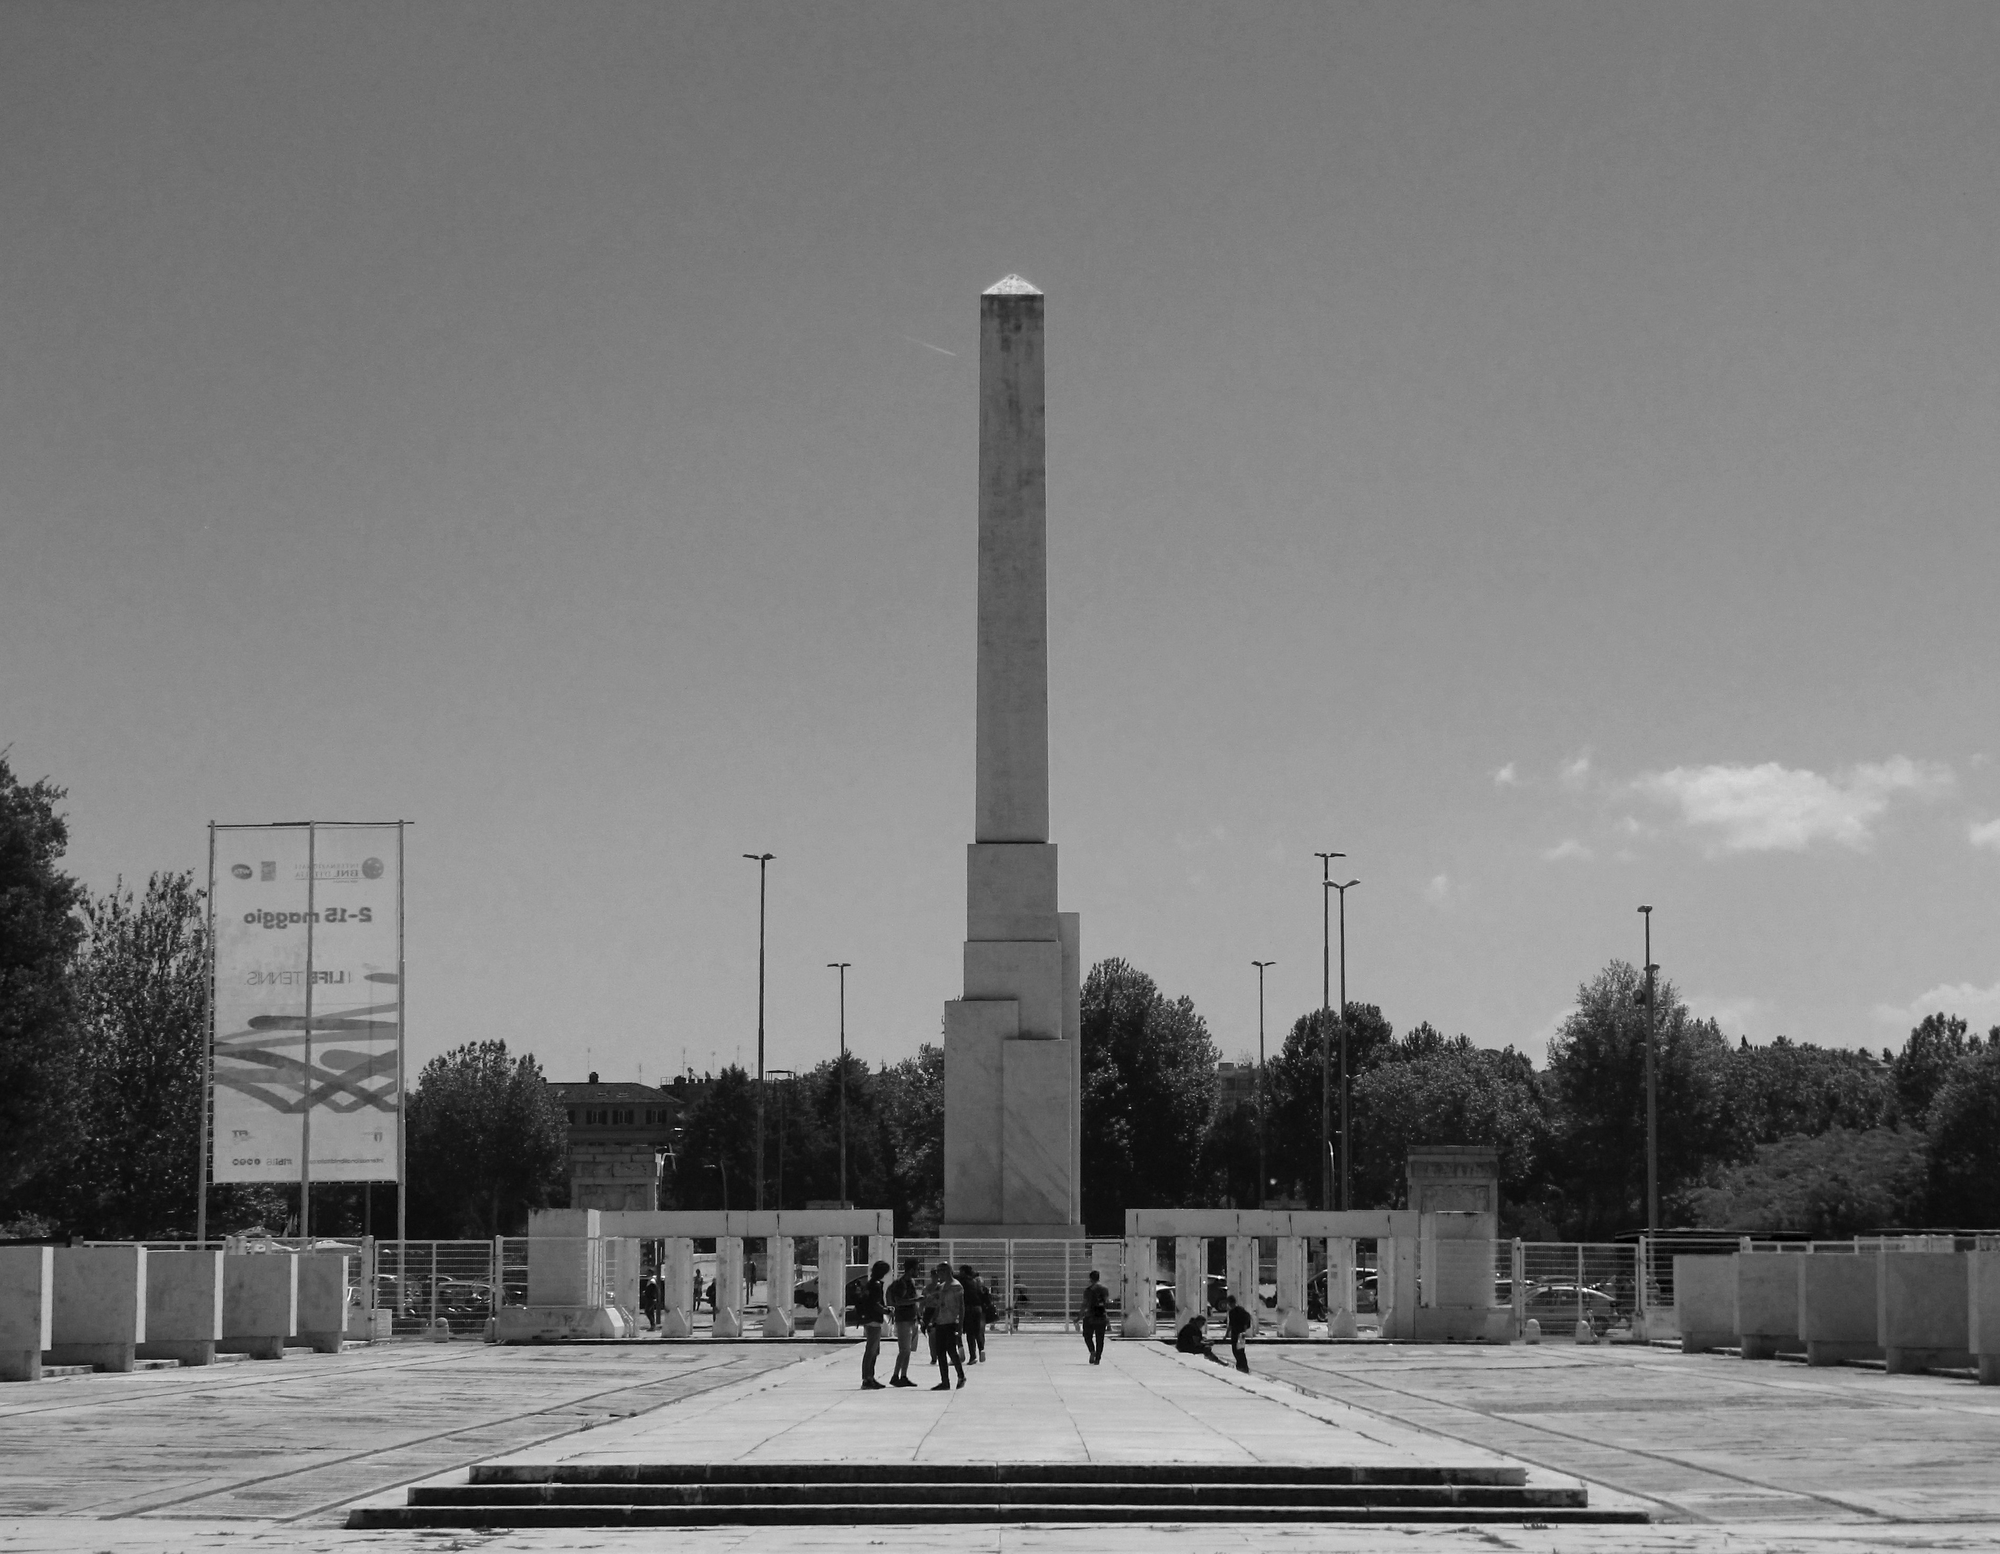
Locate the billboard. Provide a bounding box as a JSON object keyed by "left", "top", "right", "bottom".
{"left": 209, "top": 822, "right": 403, "bottom": 1184}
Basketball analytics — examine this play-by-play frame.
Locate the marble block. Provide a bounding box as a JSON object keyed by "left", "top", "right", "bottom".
{"left": 760, "top": 1236, "right": 796, "bottom": 1338}
{"left": 138, "top": 1250, "right": 225, "bottom": 1366}
{"left": 221, "top": 1253, "right": 297, "bottom": 1360}
{"left": 296, "top": 1253, "right": 352, "bottom": 1353}
{"left": 1675, "top": 1255, "right": 1736, "bottom": 1353}
{"left": 1225, "top": 1236, "right": 1260, "bottom": 1329}
{"left": 1800, "top": 1252, "right": 1881, "bottom": 1365}
{"left": 1735, "top": 1253, "right": 1805, "bottom": 1359}
{"left": 712, "top": 1237, "right": 745, "bottom": 1338}
{"left": 964, "top": 940, "right": 1065, "bottom": 1040}
{"left": 1120, "top": 1236, "right": 1155, "bottom": 1338}
{"left": 526, "top": 1209, "right": 602, "bottom": 1308}
{"left": 967, "top": 843, "right": 1057, "bottom": 941}
{"left": 943, "top": 998, "right": 1016, "bottom": 1226}
{"left": 1879, "top": 1251, "right": 1972, "bottom": 1373}
{"left": 1002, "top": 1037, "right": 1073, "bottom": 1226}
{"left": 1275, "top": 1237, "right": 1309, "bottom": 1337}
{"left": 0, "top": 1245, "right": 54, "bottom": 1382}
{"left": 1969, "top": 1251, "right": 2000, "bottom": 1385}
{"left": 659, "top": 1238, "right": 694, "bottom": 1339}
{"left": 48, "top": 1245, "right": 146, "bottom": 1371}
{"left": 813, "top": 1236, "right": 848, "bottom": 1338}
{"left": 1173, "top": 1235, "right": 1204, "bottom": 1325}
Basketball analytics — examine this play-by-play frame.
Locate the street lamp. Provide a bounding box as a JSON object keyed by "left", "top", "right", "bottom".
{"left": 744, "top": 852, "right": 775, "bottom": 1211}
{"left": 1326, "top": 877, "right": 1359, "bottom": 1211}
{"left": 1252, "top": 960, "right": 1275, "bottom": 1208}
{"left": 827, "top": 962, "right": 851, "bottom": 1207}
{"left": 1313, "top": 853, "right": 1344, "bottom": 1211}
{"left": 1639, "top": 906, "right": 1659, "bottom": 1234}
{"left": 769, "top": 1069, "right": 797, "bottom": 1209}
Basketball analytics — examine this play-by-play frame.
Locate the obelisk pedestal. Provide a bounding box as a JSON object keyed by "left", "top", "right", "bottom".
{"left": 941, "top": 276, "right": 1084, "bottom": 1241}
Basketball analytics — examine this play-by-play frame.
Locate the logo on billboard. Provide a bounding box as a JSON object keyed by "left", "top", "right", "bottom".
{"left": 260, "top": 862, "right": 277, "bottom": 881}
{"left": 362, "top": 857, "right": 384, "bottom": 879}
{"left": 231, "top": 863, "right": 253, "bottom": 880}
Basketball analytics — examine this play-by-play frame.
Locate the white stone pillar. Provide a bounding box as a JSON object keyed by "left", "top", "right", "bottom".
{"left": 814, "top": 1236, "right": 849, "bottom": 1338}
{"left": 1225, "top": 1235, "right": 1258, "bottom": 1330}
{"left": 1380, "top": 1235, "right": 1418, "bottom": 1340}
{"left": 1174, "top": 1236, "right": 1203, "bottom": 1327}
{"left": 1120, "top": 1236, "right": 1156, "bottom": 1338}
{"left": 659, "top": 1238, "right": 694, "bottom": 1338}
{"left": 0, "top": 1245, "right": 54, "bottom": 1382}
{"left": 1275, "top": 1237, "right": 1310, "bottom": 1338}
{"left": 1326, "top": 1237, "right": 1357, "bottom": 1339}
{"left": 761, "top": 1236, "right": 796, "bottom": 1338}
{"left": 712, "top": 1237, "right": 745, "bottom": 1338}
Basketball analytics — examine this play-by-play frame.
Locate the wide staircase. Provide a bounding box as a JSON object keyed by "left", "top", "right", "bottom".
{"left": 348, "top": 1461, "right": 1646, "bottom": 1526}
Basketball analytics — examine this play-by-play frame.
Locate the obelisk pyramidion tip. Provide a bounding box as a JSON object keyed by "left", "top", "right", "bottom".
{"left": 984, "top": 274, "right": 1041, "bottom": 296}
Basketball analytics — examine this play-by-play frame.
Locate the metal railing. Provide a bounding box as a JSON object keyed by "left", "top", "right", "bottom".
{"left": 890, "top": 1239, "right": 1125, "bottom": 1331}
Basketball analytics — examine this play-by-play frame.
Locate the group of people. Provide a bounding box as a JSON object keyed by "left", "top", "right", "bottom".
{"left": 1175, "top": 1290, "right": 1256, "bottom": 1372}
{"left": 852, "top": 1258, "right": 999, "bottom": 1389}
{"left": 636, "top": 1261, "right": 760, "bottom": 1331}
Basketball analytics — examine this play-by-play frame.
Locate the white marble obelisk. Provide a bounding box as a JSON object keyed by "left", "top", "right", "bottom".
{"left": 941, "top": 276, "right": 1084, "bottom": 1240}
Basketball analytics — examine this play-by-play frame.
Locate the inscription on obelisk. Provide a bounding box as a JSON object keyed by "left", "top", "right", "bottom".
{"left": 941, "top": 275, "right": 1083, "bottom": 1240}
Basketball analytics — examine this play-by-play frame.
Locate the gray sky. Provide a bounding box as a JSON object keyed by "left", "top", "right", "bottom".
{"left": 5, "top": 1, "right": 1997, "bottom": 1085}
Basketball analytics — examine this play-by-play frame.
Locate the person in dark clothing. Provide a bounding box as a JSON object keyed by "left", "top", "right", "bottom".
{"left": 639, "top": 1274, "right": 660, "bottom": 1332}
{"left": 858, "top": 1260, "right": 889, "bottom": 1389}
{"left": 1079, "top": 1268, "right": 1111, "bottom": 1364}
{"left": 958, "top": 1265, "right": 989, "bottom": 1364}
{"left": 928, "top": 1263, "right": 967, "bottom": 1390}
{"left": 1176, "top": 1311, "right": 1223, "bottom": 1363}
{"left": 886, "top": 1258, "right": 921, "bottom": 1387}
{"left": 1225, "top": 1290, "right": 1254, "bottom": 1372}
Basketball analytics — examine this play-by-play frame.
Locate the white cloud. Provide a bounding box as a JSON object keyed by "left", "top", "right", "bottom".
{"left": 1971, "top": 818, "right": 2000, "bottom": 852}
{"left": 1687, "top": 995, "right": 1768, "bottom": 1041}
{"left": 1873, "top": 979, "right": 2000, "bottom": 1034}
{"left": 1542, "top": 839, "right": 1592, "bottom": 862}
{"left": 1423, "top": 873, "right": 1454, "bottom": 906}
{"left": 1559, "top": 753, "right": 1594, "bottom": 793}
{"left": 1492, "top": 762, "right": 1519, "bottom": 788}
{"left": 1635, "top": 757, "right": 1952, "bottom": 855}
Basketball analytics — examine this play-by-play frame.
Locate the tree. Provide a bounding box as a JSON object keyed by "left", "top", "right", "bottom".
{"left": 1080, "top": 958, "right": 1218, "bottom": 1231}
{"left": 1892, "top": 1013, "right": 1973, "bottom": 1127}
{"left": 1727, "top": 1036, "right": 1893, "bottom": 1145}
{"left": 1262, "top": 1003, "right": 1394, "bottom": 1208}
{"left": 404, "top": 1041, "right": 567, "bottom": 1236}
{"left": 1687, "top": 1126, "right": 1930, "bottom": 1236}
{"left": 1543, "top": 961, "right": 1741, "bottom": 1237}
{"left": 0, "top": 755, "right": 86, "bottom": 1201}
{"left": 671, "top": 1065, "right": 760, "bottom": 1213}
{"left": 875, "top": 1043, "right": 945, "bottom": 1233}
{"left": 1924, "top": 1034, "right": 2000, "bottom": 1227}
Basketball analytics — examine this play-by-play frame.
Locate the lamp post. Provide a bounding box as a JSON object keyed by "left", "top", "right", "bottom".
{"left": 769, "top": 1068, "right": 796, "bottom": 1209}
{"left": 827, "top": 962, "right": 851, "bottom": 1206}
{"left": 1313, "top": 852, "right": 1344, "bottom": 1211}
{"left": 1639, "top": 905, "right": 1658, "bottom": 1235}
{"left": 1252, "top": 960, "right": 1275, "bottom": 1208}
{"left": 1326, "top": 877, "right": 1359, "bottom": 1211}
{"left": 743, "top": 852, "right": 774, "bottom": 1211}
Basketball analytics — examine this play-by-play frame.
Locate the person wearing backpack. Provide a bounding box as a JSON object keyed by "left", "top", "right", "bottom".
{"left": 1078, "top": 1268, "right": 1111, "bottom": 1364}
{"left": 1226, "top": 1289, "right": 1254, "bottom": 1372}
{"left": 958, "top": 1264, "right": 990, "bottom": 1364}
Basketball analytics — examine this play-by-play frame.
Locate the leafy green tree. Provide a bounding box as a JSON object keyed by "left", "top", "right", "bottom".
{"left": 1892, "top": 1013, "right": 1973, "bottom": 1127}
{"left": 405, "top": 1041, "right": 568, "bottom": 1236}
{"left": 671, "top": 1064, "right": 758, "bottom": 1212}
{"left": 1924, "top": 1034, "right": 2000, "bottom": 1227}
{"left": 1198, "top": 1083, "right": 1262, "bottom": 1208}
{"left": 1080, "top": 958, "right": 1219, "bottom": 1231}
{"left": 0, "top": 756, "right": 85, "bottom": 1201}
{"left": 1543, "top": 961, "right": 1741, "bottom": 1237}
{"left": 1263, "top": 1004, "right": 1394, "bottom": 1208}
{"left": 1688, "top": 1126, "right": 1930, "bottom": 1235}
{"left": 874, "top": 1042, "right": 944, "bottom": 1232}
{"left": 1727, "top": 1036, "right": 1893, "bottom": 1145}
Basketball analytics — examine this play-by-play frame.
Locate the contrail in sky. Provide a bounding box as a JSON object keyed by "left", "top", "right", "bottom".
{"left": 902, "top": 335, "right": 956, "bottom": 356}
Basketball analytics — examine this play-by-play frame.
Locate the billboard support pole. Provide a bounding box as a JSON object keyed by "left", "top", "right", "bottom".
{"left": 396, "top": 821, "right": 408, "bottom": 1265}
{"left": 301, "top": 822, "right": 316, "bottom": 1240}
{"left": 197, "top": 822, "right": 216, "bottom": 1246}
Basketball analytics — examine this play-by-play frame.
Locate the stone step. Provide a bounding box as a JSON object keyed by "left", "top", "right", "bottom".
{"left": 471, "top": 1461, "right": 1527, "bottom": 1487}
{"left": 412, "top": 1481, "right": 1591, "bottom": 1510}
{"left": 349, "top": 1501, "right": 1648, "bottom": 1528}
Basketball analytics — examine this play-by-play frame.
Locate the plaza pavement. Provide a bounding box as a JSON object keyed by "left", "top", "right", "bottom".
{"left": 0, "top": 1330, "right": 1996, "bottom": 1552}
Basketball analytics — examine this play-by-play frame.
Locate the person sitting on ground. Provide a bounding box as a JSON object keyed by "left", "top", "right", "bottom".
{"left": 1226, "top": 1289, "right": 1254, "bottom": 1373}
{"left": 1175, "top": 1310, "right": 1223, "bottom": 1363}
{"left": 886, "top": 1258, "right": 922, "bottom": 1387}
{"left": 929, "top": 1262, "right": 968, "bottom": 1390}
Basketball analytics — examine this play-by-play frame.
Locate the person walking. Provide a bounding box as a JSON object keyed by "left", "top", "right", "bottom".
{"left": 958, "top": 1265, "right": 989, "bottom": 1365}
{"left": 1079, "top": 1267, "right": 1111, "bottom": 1364}
{"left": 857, "top": 1260, "right": 889, "bottom": 1390}
{"left": 639, "top": 1273, "right": 659, "bottom": 1332}
{"left": 929, "top": 1263, "right": 967, "bottom": 1390}
{"left": 690, "top": 1266, "right": 705, "bottom": 1317}
{"left": 1226, "top": 1289, "right": 1254, "bottom": 1373}
{"left": 886, "top": 1257, "right": 921, "bottom": 1387}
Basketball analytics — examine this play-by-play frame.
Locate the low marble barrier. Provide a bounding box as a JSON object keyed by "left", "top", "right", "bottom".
{"left": 294, "top": 1253, "right": 352, "bottom": 1354}
{"left": 49, "top": 1245, "right": 147, "bottom": 1371}
{"left": 221, "top": 1252, "right": 298, "bottom": 1359}
{"left": 0, "top": 1246, "right": 54, "bottom": 1381}
{"left": 1735, "top": 1252, "right": 1805, "bottom": 1360}
{"left": 1879, "top": 1251, "right": 1972, "bottom": 1374}
{"left": 138, "top": 1250, "right": 225, "bottom": 1366}
{"left": 1964, "top": 1250, "right": 1999, "bottom": 1386}
{"left": 1674, "top": 1254, "right": 1736, "bottom": 1353}
{"left": 1799, "top": 1252, "right": 1881, "bottom": 1366}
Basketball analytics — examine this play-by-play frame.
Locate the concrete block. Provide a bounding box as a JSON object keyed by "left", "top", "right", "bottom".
{"left": 1880, "top": 1251, "right": 1972, "bottom": 1374}
{"left": 1173, "top": 1235, "right": 1203, "bottom": 1324}
{"left": 712, "top": 1237, "right": 745, "bottom": 1338}
{"left": 138, "top": 1250, "right": 225, "bottom": 1367}
{"left": 1379, "top": 1235, "right": 1418, "bottom": 1340}
{"left": 812, "top": 1236, "right": 847, "bottom": 1338}
{"left": 0, "top": 1246, "right": 54, "bottom": 1382}
{"left": 221, "top": 1252, "right": 298, "bottom": 1360}
{"left": 1120, "top": 1236, "right": 1155, "bottom": 1338}
{"left": 295, "top": 1254, "right": 352, "bottom": 1354}
{"left": 760, "top": 1235, "right": 796, "bottom": 1338}
{"left": 1422, "top": 1217, "right": 1495, "bottom": 1309}
{"left": 1735, "top": 1252, "right": 1805, "bottom": 1359}
{"left": 1001, "top": 1037, "right": 1072, "bottom": 1226}
{"left": 48, "top": 1245, "right": 146, "bottom": 1371}
{"left": 1674, "top": 1255, "right": 1736, "bottom": 1353}
{"left": 494, "top": 1305, "right": 625, "bottom": 1342}
{"left": 659, "top": 1237, "right": 695, "bottom": 1338}
{"left": 942, "top": 998, "right": 1014, "bottom": 1226}
{"left": 1970, "top": 1251, "right": 2000, "bottom": 1386}
{"left": 966, "top": 843, "right": 1057, "bottom": 941}
{"left": 1800, "top": 1252, "right": 1881, "bottom": 1366}
{"left": 1274, "top": 1236, "right": 1309, "bottom": 1338}
{"left": 964, "top": 941, "right": 1065, "bottom": 1041}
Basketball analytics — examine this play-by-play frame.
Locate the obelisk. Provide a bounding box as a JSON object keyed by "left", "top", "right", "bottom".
{"left": 941, "top": 276, "right": 1084, "bottom": 1240}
